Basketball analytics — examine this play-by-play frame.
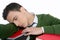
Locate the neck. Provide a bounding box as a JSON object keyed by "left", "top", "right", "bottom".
{"left": 24, "top": 11, "right": 35, "bottom": 26}
{"left": 27, "top": 12, "right": 35, "bottom": 26}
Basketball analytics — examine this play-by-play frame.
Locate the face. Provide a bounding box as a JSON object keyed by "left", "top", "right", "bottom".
{"left": 7, "top": 8, "right": 28, "bottom": 28}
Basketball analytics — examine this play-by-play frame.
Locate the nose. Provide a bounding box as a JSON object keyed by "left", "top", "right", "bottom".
{"left": 15, "top": 23, "right": 18, "bottom": 26}
{"left": 14, "top": 21, "right": 19, "bottom": 26}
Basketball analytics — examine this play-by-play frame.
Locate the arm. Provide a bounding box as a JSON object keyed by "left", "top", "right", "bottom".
{"left": 0, "top": 23, "right": 18, "bottom": 38}
{"left": 44, "top": 24, "right": 60, "bottom": 34}
{"left": 38, "top": 14, "right": 60, "bottom": 34}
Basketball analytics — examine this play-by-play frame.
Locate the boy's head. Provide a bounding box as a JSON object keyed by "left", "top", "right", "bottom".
{"left": 2, "top": 3, "right": 29, "bottom": 28}
{"left": 3, "top": 3, "right": 22, "bottom": 20}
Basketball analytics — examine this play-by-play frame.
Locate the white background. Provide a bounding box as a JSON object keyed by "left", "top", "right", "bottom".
{"left": 0, "top": 0, "right": 60, "bottom": 24}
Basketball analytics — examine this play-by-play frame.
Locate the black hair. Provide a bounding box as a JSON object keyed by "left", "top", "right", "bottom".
{"left": 2, "top": 2, "right": 22, "bottom": 20}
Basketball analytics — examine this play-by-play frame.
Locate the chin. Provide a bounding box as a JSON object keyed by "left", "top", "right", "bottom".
{"left": 23, "top": 25, "right": 27, "bottom": 28}
{"left": 24, "top": 26, "right": 27, "bottom": 28}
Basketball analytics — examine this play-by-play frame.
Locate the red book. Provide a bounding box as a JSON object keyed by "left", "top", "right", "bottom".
{"left": 7, "top": 30, "right": 27, "bottom": 40}
{"left": 36, "top": 34, "right": 60, "bottom": 40}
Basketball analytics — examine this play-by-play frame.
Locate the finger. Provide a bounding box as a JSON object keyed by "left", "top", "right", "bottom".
{"left": 24, "top": 32, "right": 31, "bottom": 36}
{"left": 22, "top": 28, "right": 30, "bottom": 33}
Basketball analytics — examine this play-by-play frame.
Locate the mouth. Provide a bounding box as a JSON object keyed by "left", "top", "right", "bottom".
{"left": 19, "top": 24, "right": 27, "bottom": 28}
{"left": 19, "top": 24, "right": 25, "bottom": 27}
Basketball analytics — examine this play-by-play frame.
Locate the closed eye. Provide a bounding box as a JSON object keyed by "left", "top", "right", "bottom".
{"left": 13, "top": 16, "right": 18, "bottom": 21}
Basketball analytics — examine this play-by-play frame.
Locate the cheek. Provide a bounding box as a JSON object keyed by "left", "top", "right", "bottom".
{"left": 18, "top": 17, "right": 24, "bottom": 23}
{"left": 22, "top": 17, "right": 28, "bottom": 24}
{"left": 20, "top": 16, "right": 26, "bottom": 21}
{"left": 23, "top": 17, "right": 27, "bottom": 22}
{"left": 18, "top": 15, "right": 28, "bottom": 23}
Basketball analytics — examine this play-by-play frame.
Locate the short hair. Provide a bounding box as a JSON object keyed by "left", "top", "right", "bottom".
{"left": 2, "top": 2, "right": 22, "bottom": 20}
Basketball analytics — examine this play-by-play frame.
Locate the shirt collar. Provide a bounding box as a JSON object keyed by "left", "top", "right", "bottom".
{"left": 33, "top": 14, "right": 38, "bottom": 24}
{"left": 32, "top": 13, "right": 38, "bottom": 27}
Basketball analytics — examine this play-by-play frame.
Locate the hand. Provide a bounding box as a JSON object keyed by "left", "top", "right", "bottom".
{"left": 36, "top": 38, "right": 42, "bottom": 40}
{"left": 22, "top": 27, "right": 43, "bottom": 36}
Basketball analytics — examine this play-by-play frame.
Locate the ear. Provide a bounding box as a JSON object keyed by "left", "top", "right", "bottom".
{"left": 19, "top": 7, "right": 26, "bottom": 12}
